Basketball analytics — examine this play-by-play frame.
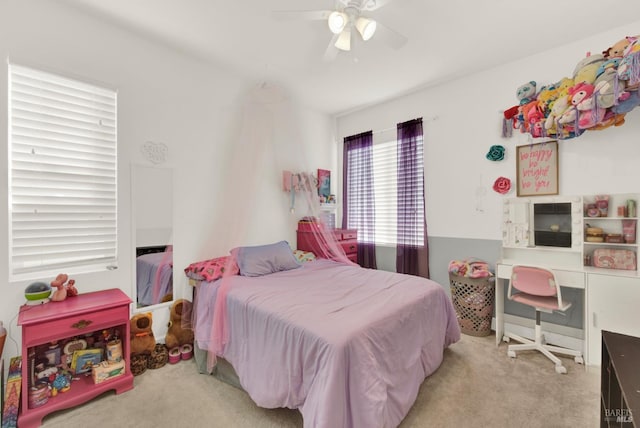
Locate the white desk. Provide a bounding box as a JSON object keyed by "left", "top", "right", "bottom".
{"left": 495, "top": 262, "right": 586, "bottom": 354}
{"left": 496, "top": 261, "right": 640, "bottom": 366}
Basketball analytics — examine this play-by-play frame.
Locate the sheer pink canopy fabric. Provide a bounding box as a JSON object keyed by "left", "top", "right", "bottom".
{"left": 183, "top": 83, "right": 354, "bottom": 371}
{"left": 152, "top": 245, "right": 173, "bottom": 304}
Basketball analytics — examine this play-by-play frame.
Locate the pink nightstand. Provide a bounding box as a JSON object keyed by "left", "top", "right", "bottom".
{"left": 18, "top": 288, "right": 134, "bottom": 428}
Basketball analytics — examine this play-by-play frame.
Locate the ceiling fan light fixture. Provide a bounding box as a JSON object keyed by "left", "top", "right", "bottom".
{"left": 356, "top": 17, "right": 377, "bottom": 41}
{"left": 335, "top": 29, "right": 351, "bottom": 51}
{"left": 328, "top": 11, "right": 347, "bottom": 34}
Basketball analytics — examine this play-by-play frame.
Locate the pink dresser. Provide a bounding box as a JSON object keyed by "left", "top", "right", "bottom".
{"left": 18, "top": 288, "right": 134, "bottom": 428}
{"left": 297, "top": 222, "right": 358, "bottom": 264}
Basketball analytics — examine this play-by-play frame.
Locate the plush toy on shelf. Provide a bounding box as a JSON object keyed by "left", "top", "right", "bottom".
{"left": 516, "top": 80, "right": 537, "bottom": 105}
{"left": 603, "top": 37, "right": 633, "bottom": 59}
{"left": 50, "top": 273, "right": 78, "bottom": 302}
{"left": 573, "top": 53, "right": 605, "bottom": 85}
{"left": 617, "top": 36, "right": 640, "bottom": 89}
{"left": 504, "top": 34, "right": 640, "bottom": 140}
{"left": 568, "top": 82, "right": 605, "bottom": 129}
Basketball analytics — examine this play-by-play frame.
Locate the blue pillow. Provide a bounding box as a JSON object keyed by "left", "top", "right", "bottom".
{"left": 233, "top": 241, "right": 301, "bottom": 277}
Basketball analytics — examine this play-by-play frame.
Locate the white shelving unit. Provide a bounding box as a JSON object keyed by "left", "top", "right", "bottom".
{"left": 499, "top": 193, "right": 640, "bottom": 365}
{"left": 502, "top": 193, "right": 639, "bottom": 272}
{"left": 582, "top": 193, "right": 638, "bottom": 269}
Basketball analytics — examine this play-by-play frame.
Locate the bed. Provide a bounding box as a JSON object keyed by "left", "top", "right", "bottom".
{"left": 188, "top": 242, "right": 460, "bottom": 428}
{"left": 136, "top": 246, "right": 173, "bottom": 306}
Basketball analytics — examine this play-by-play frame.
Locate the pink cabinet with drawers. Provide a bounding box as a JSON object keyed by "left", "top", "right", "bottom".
{"left": 297, "top": 226, "right": 359, "bottom": 265}
{"left": 18, "top": 288, "right": 134, "bottom": 428}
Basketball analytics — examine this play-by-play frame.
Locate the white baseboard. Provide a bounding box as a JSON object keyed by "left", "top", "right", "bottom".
{"left": 492, "top": 314, "right": 585, "bottom": 353}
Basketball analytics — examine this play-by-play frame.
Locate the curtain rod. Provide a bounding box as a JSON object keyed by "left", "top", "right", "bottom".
{"left": 371, "top": 116, "right": 438, "bottom": 135}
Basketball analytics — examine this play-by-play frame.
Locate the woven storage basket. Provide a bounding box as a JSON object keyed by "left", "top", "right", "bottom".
{"left": 449, "top": 273, "right": 495, "bottom": 337}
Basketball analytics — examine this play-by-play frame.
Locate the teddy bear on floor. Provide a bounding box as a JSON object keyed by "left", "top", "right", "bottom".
{"left": 130, "top": 312, "right": 156, "bottom": 355}
{"left": 130, "top": 312, "right": 159, "bottom": 376}
{"left": 165, "top": 299, "right": 194, "bottom": 351}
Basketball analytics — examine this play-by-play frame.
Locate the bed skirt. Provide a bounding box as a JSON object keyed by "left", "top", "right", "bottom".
{"left": 194, "top": 342, "right": 243, "bottom": 391}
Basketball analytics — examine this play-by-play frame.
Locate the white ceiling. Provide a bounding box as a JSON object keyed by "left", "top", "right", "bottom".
{"left": 60, "top": 0, "right": 640, "bottom": 116}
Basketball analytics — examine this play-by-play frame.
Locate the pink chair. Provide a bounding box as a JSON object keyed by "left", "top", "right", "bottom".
{"left": 506, "top": 265, "right": 584, "bottom": 374}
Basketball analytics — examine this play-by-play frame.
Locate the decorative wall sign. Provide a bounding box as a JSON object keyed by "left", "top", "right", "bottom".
{"left": 516, "top": 140, "right": 558, "bottom": 196}
{"left": 317, "top": 169, "right": 331, "bottom": 199}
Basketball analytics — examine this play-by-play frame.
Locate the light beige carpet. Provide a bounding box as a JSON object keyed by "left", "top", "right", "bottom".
{"left": 41, "top": 334, "right": 599, "bottom": 427}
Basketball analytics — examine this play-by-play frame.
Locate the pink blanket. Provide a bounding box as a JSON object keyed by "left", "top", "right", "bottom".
{"left": 195, "top": 259, "right": 460, "bottom": 428}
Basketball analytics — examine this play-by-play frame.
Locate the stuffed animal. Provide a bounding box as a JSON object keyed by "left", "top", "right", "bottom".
{"left": 516, "top": 81, "right": 537, "bottom": 105}
{"left": 165, "top": 299, "right": 194, "bottom": 351}
{"left": 590, "top": 110, "right": 626, "bottom": 131}
{"left": 545, "top": 94, "right": 569, "bottom": 135}
{"left": 573, "top": 53, "right": 605, "bottom": 85}
{"left": 130, "top": 312, "right": 156, "bottom": 355}
{"left": 522, "top": 101, "right": 545, "bottom": 137}
{"left": 613, "top": 89, "right": 640, "bottom": 114}
{"left": 536, "top": 83, "right": 559, "bottom": 115}
{"left": 543, "top": 78, "right": 574, "bottom": 132}
{"left": 568, "top": 82, "right": 604, "bottom": 129}
{"left": 594, "top": 68, "right": 628, "bottom": 109}
{"left": 50, "top": 273, "right": 78, "bottom": 302}
{"left": 618, "top": 36, "right": 640, "bottom": 89}
{"left": 603, "top": 37, "right": 632, "bottom": 59}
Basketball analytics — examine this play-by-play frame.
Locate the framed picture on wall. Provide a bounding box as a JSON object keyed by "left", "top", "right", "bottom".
{"left": 317, "top": 169, "right": 331, "bottom": 200}
{"left": 516, "top": 140, "right": 559, "bottom": 196}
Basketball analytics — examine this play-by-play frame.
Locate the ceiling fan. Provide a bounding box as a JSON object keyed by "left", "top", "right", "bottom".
{"left": 273, "top": 0, "right": 407, "bottom": 61}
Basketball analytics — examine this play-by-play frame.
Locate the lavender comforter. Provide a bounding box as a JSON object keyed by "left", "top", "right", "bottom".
{"left": 136, "top": 251, "right": 173, "bottom": 306}
{"left": 195, "top": 259, "right": 460, "bottom": 428}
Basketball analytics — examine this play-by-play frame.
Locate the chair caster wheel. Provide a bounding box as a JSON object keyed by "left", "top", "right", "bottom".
{"left": 555, "top": 365, "right": 567, "bottom": 374}
{"left": 502, "top": 336, "right": 510, "bottom": 343}
{"left": 507, "top": 350, "right": 516, "bottom": 358}
{"left": 574, "top": 356, "right": 584, "bottom": 364}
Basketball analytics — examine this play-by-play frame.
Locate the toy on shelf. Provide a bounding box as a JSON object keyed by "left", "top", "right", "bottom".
{"left": 50, "top": 273, "right": 78, "bottom": 302}
{"left": 24, "top": 282, "right": 52, "bottom": 306}
{"left": 504, "top": 33, "right": 640, "bottom": 140}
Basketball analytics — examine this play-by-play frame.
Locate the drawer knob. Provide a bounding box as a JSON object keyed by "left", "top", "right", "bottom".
{"left": 72, "top": 319, "right": 93, "bottom": 329}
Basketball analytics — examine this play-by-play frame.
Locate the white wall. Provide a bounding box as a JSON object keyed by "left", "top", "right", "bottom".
{"left": 0, "top": 0, "right": 335, "bottom": 365}
{"left": 337, "top": 21, "right": 640, "bottom": 243}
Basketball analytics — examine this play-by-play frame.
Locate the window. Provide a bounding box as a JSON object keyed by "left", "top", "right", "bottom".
{"left": 370, "top": 139, "right": 398, "bottom": 244}
{"left": 345, "top": 128, "right": 425, "bottom": 246}
{"left": 8, "top": 64, "right": 118, "bottom": 280}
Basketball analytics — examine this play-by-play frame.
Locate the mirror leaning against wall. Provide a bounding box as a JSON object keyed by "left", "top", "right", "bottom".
{"left": 131, "top": 164, "right": 174, "bottom": 310}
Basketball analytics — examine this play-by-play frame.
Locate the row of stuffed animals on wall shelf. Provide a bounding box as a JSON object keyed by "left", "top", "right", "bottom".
{"left": 503, "top": 34, "right": 640, "bottom": 140}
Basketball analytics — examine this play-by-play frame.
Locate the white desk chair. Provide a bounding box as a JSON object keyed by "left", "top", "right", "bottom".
{"left": 506, "top": 265, "right": 584, "bottom": 374}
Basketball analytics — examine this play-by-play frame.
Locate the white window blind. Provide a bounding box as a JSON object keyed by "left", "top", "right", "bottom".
{"left": 8, "top": 64, "right": 118, "bottom": 279}
{"left": 371, "top": 140, "right": 398, "bottom": 245}
{"left": 347, "top": 137, "right": 424, "bottom": 246}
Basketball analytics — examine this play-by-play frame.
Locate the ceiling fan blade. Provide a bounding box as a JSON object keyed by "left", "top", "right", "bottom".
{"left": 323, "top": 34, "right": 340, "bottom": 62}
{"left": 271, "top": 10, "right": 332, "bottom": 21}
{"left": 361, "top": 0, "right": 397, "bottom": 11}
{"left": 374, "top": 22, "right": 407, "bottom": 50}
